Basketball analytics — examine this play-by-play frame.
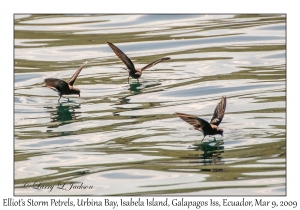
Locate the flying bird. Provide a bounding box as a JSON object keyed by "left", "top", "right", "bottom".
{"left": 175, "top": 96, "right": 227, "bottom": 141}
{"left": 107, "top": 42, "right": 170, "bottom": 83}
{"left": 44, "top": 61, "right": 87, "bottom": 102}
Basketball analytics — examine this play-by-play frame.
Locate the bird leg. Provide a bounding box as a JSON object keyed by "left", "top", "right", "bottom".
{"left": 62, "top": 96, "right": 70, "bottom": 101}
{"left": 201, "top": 136, "right": 205, "bottom": 142}
{"left": 137, "top": 78, "right": 140, "bottom": 84}
{"left": 127, "top": 76, "right": 130, "bottom": 84}
{"left": 59, "top": 96, "right": 70, "bottom": 102}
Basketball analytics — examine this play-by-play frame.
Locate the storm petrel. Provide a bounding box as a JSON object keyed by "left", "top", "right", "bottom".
{"left": 44, "top": 61, "right": 87, "bottom": 102}
{"left": 107, "top": 42, "right": 170, "bottom": 83}
{"left": 175, "top": 96, "right": 227, "bottom": 141}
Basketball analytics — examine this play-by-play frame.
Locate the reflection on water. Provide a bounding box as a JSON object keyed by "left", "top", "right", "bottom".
{"left": 45, "top": 103, "right": 81, "bottom": 128}
{"left": 190, "top": 139, "right": 225, "bottom": 171}
{"left": 129, "top": 83, "right": 143, "bottom": 94}
{"left": 14, "top": 14, "right": 286, "bottom": 195}
{"left": 128, "top": 81, "right": 162, "bottom": 94}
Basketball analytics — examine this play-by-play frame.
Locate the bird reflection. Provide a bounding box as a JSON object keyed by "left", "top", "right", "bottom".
{"left": 128, "top": 81, "right": 161, "bottom": 94}
{"left": 129, "top": 83, "right": 143, "bottom": 94}
{"left": 112, "top": 82, "right": 161, "bottom": 116}
{"left": 44, "top": 103, "right": 81, "bottom": 128}
{"left": 189, "top": 139, "right": 225, "bottom": 172}
{"left": 116, "top": 96, "right": 131, "bottom": 105}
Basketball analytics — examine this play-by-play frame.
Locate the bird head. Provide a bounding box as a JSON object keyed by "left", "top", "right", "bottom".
{"left": 217, "top": 128, "right": 223, "bottom": 136}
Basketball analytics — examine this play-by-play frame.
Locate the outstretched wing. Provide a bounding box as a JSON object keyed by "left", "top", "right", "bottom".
{"left": 210, "top": 96, "right": 226, "bottom": 126}
{"left": 68, "top": 61, "right": 87, "bottom": 86}
{"left": 44, "top": 78, "right": 68, "bottom": 93}
{"left": 140, "top": 57, "right": 170, "bottom": 71}
{"left": 174, "top": 112, "right": 210, "bottom": 131}
{"left": 107, "top": 42, "right": 135, "bottom": 72}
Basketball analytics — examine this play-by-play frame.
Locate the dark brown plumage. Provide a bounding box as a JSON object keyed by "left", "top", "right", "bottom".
{"left": 44, "top": 61, "right": 87, "bottom": 102}
{"left": 175, "top": 96, "right": 227, "bottom": 141}
{"left": 107, "top": 42, "right": 170, "bottom": 83}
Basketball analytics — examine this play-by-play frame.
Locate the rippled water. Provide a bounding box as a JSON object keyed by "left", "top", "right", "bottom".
{"left": 14, "top": 14, "right": 286, "bottom": 195}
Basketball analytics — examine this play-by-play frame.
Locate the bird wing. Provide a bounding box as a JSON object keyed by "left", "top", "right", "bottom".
{"left": 68, "top": 61, "right": 87, "bottom": 87}
{"left": 174, "top": 112, "right": 210, "bottom": 131}
{"left": 140, "top": 57, "right": 170, "bottom": 71}
{"left": 44, "top": 78, "right": 68, "bottom": 92}
{"left": 210, "top": 96, "right": 226, "bottom": 126}
{"left": 107, "top": 42, "right": 135, "bottom": 72}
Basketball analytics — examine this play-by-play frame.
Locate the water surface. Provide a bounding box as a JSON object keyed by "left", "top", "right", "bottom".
{"left": 14, "top": 14, "right": 286, "bottom": 195}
